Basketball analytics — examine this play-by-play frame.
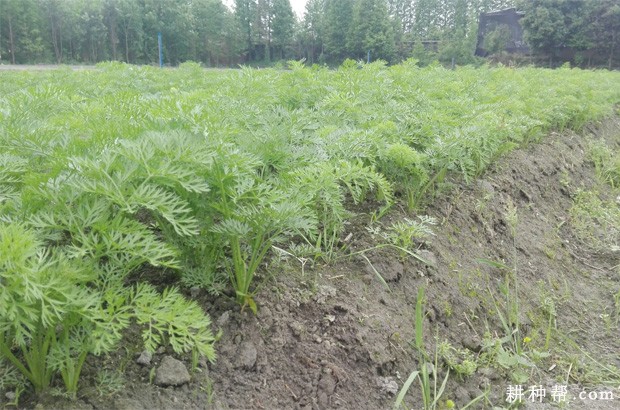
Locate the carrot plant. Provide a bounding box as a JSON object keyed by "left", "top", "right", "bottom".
{"left": 0, "top": 223, "right": 124, "bottom": 396}
{"left": 378, "top": 143, "right": 429, "bottom": 211}
{"left": 0, "top": 130, "right": 219, "bottom": 396}
{"left": 210, "top": 186, "right": 317, "bottom": 312}
{"left": 0, "top": 222, "right": 216, "bottom": 397}
{"left": 589, "top": 141, "right": 620, "bottom": 188}
{"left": 289, "top": 160, "right": 393, "bottom": 261}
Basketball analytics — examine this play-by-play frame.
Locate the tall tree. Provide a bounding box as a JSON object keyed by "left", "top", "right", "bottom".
{"left": 348, "top": 0, "right": 395, "bottom": 62}
{"left": 193, "top": 0, "right": 232, "bottom": 66}
{"left": 520, "top": 0, "right": 619, "bottom": 68}
{"left": 39, "top": 0, "right": 67, "bottom": 63}
{"left": 1, "top": 0, "right": 19, "bottom": 64}
{"left": 387, "top": 0, "right": 415, "bottom": 33}
{"left": 301, "top": 0, "right": 325, "bottom": 63}
{"left": 519, "top": 0, "right": 589, "bottom": 62}
{"left": 103, "top": 0, "right": 120, "bottom": 61}
{"left": 438, "top": 0, "right": 477, "bottom": 65}
{"left": 234, "top": 0, "right": 257, "bottom": 61}
{"left": 141, "top": 0, "right": 196, "bottom": 64}
{"left": 270, "top": 0, "right": 295, "bottom": 60}
{"left": 589, "top": 0, "right": 620, "bottom": 68}
{"left": 413, "top": 0, "right": 439, "bottom": 40}
{"left": 323, "top": 0, "right": 354, "bottom": 63}
{"left": 116, "top": 0, "right": 144, "bottom": 63}
{"left": 76, "top": 0, "right": 108, "bottom": 62}
{"left": 0, "top": 0, "right": 46, "bottom": 64}
{"left": 254, "top": 0, "right": 271, "bottom": 61}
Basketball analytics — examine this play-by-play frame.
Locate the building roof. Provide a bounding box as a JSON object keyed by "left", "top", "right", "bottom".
{"left": 482, "top": 7, "right": 525, "bottom": 17}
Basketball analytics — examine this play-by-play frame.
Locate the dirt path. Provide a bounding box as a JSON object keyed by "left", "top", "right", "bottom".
{"left": 24, "top": 116, "right": 620, "bottom": 409}
{"left": 0, "top": 64, "right": 95, "bottom": 71}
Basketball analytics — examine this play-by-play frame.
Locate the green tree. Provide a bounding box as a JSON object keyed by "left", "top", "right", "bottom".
{"left": 39, "top": 0, "right": 69, "bottom": 63}
{"left": 194, "top": 0, "right": 231, "bottom": 66}
{"left": 411, "top": 40, "right": 436, "bottom": 65}
{"left": 414, "top": 0, "right": 439, "bottom": 40}
{"left": 103, "top": 0, "right": 120, "bottom": 61}
{"left": 587, "top": 0, "right": 620, "bottom": 68}
{"left": 0, "top": 0, "right": 47, "bottom": 64}
{"left": 75, "top": 0, "right": 108, "bottom": 62}
{"left": 483, "top": 24, "right": 511, "bottom": 55}
{"left": 141, "top": 0, "right": 196, "bottom": 64}
{"left": 0, "top": 0, "right": 551, "bottom": 67}
{"left": 116, "top": 0, "right": 144, "bottom": 63}
{"left": 438, "top": 0, "right": 477, "bottom": 65}
{"left": 388, "top": 0, "right": 415, "bottom": 34}
{"left": 0, "top": 0, "right": 19, "bottom": 64}
{"left": 270, "top": 0, "right": 295, "bottom": 60}
{"left": 255, "top": 0, "right": 271, "bottom": 61}
{"left": 234, "top": 0, "right": 257, "bottom": 61}
{"left": 518, "top": 0, "right": 590, "bottom": 63}
{"left": 323, "top": 0, "right": 354, "bottom": 63}
{"left": 300, "top": 0, "right": 325, "bottom": 63}
{"left": 348, "top": 0, "right": 395, "bottom": 62}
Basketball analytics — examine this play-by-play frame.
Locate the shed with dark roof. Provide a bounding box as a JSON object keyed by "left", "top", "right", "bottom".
{"left": 475, "top": 8, "right": 529, "bottom": 57}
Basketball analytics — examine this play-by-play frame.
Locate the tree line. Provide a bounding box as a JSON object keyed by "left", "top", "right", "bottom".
{"left": 519, "top": 0, "right": 619, "bottom": 69}
{"left": 0, "top": 0, "right": 617, "bottom": 68}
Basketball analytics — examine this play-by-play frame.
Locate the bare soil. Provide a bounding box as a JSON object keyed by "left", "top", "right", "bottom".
{"left": 10, "top": 117, "right": 620, "bottom": 409}
{"left": 0, "top": 64, "right": 95, "bottom": 71}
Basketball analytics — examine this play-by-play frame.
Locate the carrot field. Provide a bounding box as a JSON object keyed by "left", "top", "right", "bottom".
{"left": 1, "top": 61, "right": 620, "bottom": 408}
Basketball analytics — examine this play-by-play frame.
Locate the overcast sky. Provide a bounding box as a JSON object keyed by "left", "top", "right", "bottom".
{"left": 224, "top": 0, "right": 309, "bottom": 18}
{"left": 289, "top": 0, "right": 308, "bottom": 17}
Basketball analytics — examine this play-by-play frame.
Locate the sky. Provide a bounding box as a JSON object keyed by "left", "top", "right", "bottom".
{"left": 290, "top": 0, "right": 308, "bottom": 17}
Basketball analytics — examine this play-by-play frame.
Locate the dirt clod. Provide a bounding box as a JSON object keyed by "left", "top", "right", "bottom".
{"left": 366, "top": 260, "right": 404, "bottom": 282}
{"left": 318, "top": 373, "right": 337, "bottom": 396}
{"left": 460, "top": 335, "right": 481, "bottom": 352}
{"left": 290, "top": 321, "right": 305, "bottom": 339}
{"left": 114, "top": 397, "right": 146, "bottom": 410}
{"left": 217, "top": 311, "right": 231, "bottom": 327}
{"left": 455, "top": 386, "right": 470, "bottom": 405}
{"left": 259, "top": 306, "right": 274, "bottom": 326}
{"left": 136, "top": 351, "right": 152, "bottom": 366}
{"left": 478, "top": 179, "right": 495, "bottom": 194}
{"left": 418, "top": 249, "right": 438, "bottom": 267}
{"left": 154, "top": 356, "right": 191, "bottom": 387}
{"left": 318, "top": 391, "right": 329, "bottom": 407}
{"left": 189, "top": 286, "right": 200, "bottom": 298}
{"left": 198, "top": 355, "right": 209, "bottom": 369}
{"left": 376, "top": 376, "right": 399, "bottom": 396}
{"left": 478, "top": 367, "right": 500, "bottom": 381}
{"left": 315, "top": 285, "right": 337, "bottom": 304}
{"left": 236, "top": 341, "right": 258, "bottom": 370}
